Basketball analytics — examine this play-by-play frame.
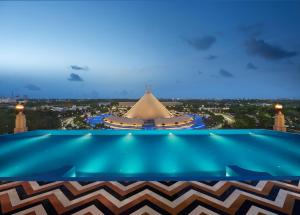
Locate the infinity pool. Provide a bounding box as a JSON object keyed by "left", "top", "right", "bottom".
{"left": 0, "top": 129, "right": 299, "bottom": 180}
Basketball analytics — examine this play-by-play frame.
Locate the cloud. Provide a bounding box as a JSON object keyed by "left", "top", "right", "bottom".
{"left": 70, "top": 65, "right": 89, "bottom": 71}
{"left": 245, "top": 38, "right": 298, "bottom": 60}
{"left": 185, "top": 35, "right": 216, "bottom": 50}
{"left": 205, "top": 55, "right": 218, "bottom": 60}
{"left": 238, "top": 23, "right": 263, "bottom": 37}
{"left": 68, "top": 73, "right": 83, "bottom": 82}
{"left": 247, "top": 62, "right": 258, "bottom": 70}
{"left": 24, "top": 84, "right": 41, "bottom": 91}
{"left": 219, "top": 69, "right": 234, "bottom": 78}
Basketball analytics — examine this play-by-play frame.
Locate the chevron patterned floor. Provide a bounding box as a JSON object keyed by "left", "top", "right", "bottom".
{"left": 0, "top": 180, "right": 300, "bottom": 215}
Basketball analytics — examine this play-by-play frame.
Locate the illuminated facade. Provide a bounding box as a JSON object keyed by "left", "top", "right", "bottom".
{"left": 104, "top": 90, "right": 193, "bottom": 129}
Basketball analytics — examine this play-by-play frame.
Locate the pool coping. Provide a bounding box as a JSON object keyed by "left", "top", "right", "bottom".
{"left": 2, "top": 128, "right": 300, "bottom": 137}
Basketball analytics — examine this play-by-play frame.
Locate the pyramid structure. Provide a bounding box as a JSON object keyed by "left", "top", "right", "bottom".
{"left": 124, "top": 90, "right": 172, "bottom": 120}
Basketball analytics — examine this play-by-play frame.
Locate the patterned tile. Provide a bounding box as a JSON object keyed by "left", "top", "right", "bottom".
{"left": 0, "top": 180, "right": 300, "bottom": 214}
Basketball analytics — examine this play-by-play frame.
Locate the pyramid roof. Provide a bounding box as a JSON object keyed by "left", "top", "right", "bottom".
{"left": 124, "top": 91, "right": 172, "bottom": 120}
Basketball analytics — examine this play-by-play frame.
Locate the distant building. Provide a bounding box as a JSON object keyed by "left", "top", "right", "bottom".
{"left": 70, "top": 105, "right": 90, "bottom": 111}
{"left": 0, "top": 97, "right": 17, "bottom": 104}
{"left": 98, "top": 102, "right": 111, "bottom": 106}
{"left": 52, "top": 107, "right": 65, "bottom": 112}
{"left": 104, "top": 90, "right": 193, "bottom": 129}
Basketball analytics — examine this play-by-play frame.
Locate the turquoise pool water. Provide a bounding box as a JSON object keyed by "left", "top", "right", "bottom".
{"left": 0, "top": 129, "right": 299, "bottom": 180}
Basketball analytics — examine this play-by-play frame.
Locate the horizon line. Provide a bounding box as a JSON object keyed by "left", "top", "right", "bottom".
{"left": 2, "top": 97, "right": 300, "bottom": 101}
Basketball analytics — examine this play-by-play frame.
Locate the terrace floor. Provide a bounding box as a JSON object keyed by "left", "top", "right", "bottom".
{"left": 1, "top": 180, "right": 300, "bottom": 214}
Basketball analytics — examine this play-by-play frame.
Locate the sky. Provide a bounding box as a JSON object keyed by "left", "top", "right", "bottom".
{"left": 0, "top": 1, "right": 300, "bottom": 99}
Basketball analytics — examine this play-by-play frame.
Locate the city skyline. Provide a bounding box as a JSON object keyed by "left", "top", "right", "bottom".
{"left": 0, "top": 1, "right": 300, "bottom": 99}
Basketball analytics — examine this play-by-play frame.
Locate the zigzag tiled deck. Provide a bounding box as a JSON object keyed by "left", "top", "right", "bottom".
{"left": 1, "top": 181, "right": 300, "bottom": 214}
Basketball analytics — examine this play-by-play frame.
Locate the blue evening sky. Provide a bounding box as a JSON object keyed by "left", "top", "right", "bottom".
{"left": 0, "top": 1, "right": 299, "bottom": 99}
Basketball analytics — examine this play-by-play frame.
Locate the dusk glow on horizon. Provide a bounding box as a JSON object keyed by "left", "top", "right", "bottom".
{"left": 0, "top": 1, "right": 300, "bottom": 99}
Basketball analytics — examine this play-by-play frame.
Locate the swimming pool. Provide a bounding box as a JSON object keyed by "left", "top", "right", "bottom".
{"left": 0, "top": 129, "right": 299, "bottom": 180}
